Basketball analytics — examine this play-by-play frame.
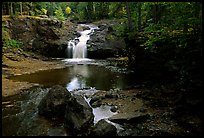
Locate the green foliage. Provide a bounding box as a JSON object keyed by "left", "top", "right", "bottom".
{"left": 29, "top": 11, "right": 35, "bottom": 16}
{"left": 34, "top": 8, "right": 43, "bottom": 15}
{"left": 113, "top": 20, "right": 128, "bottom": 37}
{"left": 76, "top": 2, "right": 88, "bottom": 20}
{"left": 108, "top": 2, "right": 123, "bottom": 18}
{"left": 54, "top": 6, "right": 65, "bottom": 21}
{"left": 65, "top": 6, "right": 71, "bottom": 14}
{"left": 2, "top": 22, "right": 11, "bottom": 46}
{"left": 94, "top": 2, "right": 109, "bottom": 19}
{"left": 9, "top": 12, "right": 19, "bottom": 19}
{"left": 41, "top": 8, "right": 47, "bottom": 15}
{"left": 2, "top": 2, "right": 201, "bottom": 36}
{"left": 2, "top": 22, "right": 23, "bottom": 48}
{"left": 2, "top": 36, "right": 23, "bottom": 48}
{"left": 6, "top": 39, "right": 23, "bottom": 48}
{"left": 47, "top": 3, "right": 56, "bottom": 16}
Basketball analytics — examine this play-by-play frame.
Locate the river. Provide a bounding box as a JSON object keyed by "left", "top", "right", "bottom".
{"left": 2, "top": 24, "right": 138, "bottom": 136}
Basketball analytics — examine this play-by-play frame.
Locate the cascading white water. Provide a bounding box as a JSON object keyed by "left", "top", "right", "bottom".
{"left": 66, "top": 24, "right": 98, "bottom": 59}
{"left": 66, "top": 40, "right": 75, "bottom": 58}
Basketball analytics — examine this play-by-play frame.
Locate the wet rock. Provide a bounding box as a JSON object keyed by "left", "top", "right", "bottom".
{"left": 64, "top": 94, "right": 94, "bottom": 134}
{"left": 47, "top": 127, "right": 68, "bottom": 136}
{"left": 81, "top": 26, "right": 90, "bottom": 31}
{"left": 110, "top": 106, "right": 118, "bottom": 112}
{"left": 98, "top": 24, "right": 107, "bottom": 31}
{"left": 76, "top": 24, "right": 90, "bottom": 32}
{"left": 109, "top": 112, "right": 150, "bottom": 125}
{"left": 87, "top": 23, "right": 126, "bottom": 59}
{"left": 89, "top": 94, "right": 105, "bottom": 107}
{"left": 91, "top": 119, "right": 117, "bottom": 136}
{"left": 89, "top": 96, "right": 101, "bottom": 105}
{"left": 152, "top": 130, "right": 176, "bottom": 136}
{"left": 139, "top": 108, "right": 147, "bottom": 113}
{"left": 105, "top": 92, "right": 119, "bottom": 99}
{"left": 38, "top": 85, "right": 71, "bottom": 118}
{"left": 8, "top": 18, "right": 76, "bottom": 58}
{"left": 91, "top": 100, "right": 102, "bottom": 108}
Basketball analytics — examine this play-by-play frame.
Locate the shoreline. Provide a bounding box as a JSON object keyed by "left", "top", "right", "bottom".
{"left": 2, "top": 48, "right": 66, "bottom": 97}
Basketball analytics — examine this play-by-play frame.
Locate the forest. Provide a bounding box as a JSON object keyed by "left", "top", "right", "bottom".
{"left": 2, "top": 2, "right": 203, "bottom": 136}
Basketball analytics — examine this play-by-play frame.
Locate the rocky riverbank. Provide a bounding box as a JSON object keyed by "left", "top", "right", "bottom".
{"left": 87, "top": 19, "right": 126, "bottom": 59}
{"left": 2, "top": 17, "right": 203, "bottom": 136}
{"left": 2, "top": 47, "right": 203, "bottom": 136}
{"left": 2, "top": 47, "right": 66, "bottom": 97}
{"left": 88, "top": 87, "right": 203, "bottom": 136}
{"left": 3, "top": 15, "right": 77, "bottom": 58}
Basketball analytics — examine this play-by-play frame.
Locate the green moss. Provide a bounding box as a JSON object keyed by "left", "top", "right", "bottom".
{"left": 7, "top": 39, "right": 23, "bottom": 48}
{"left": 2, "top": 22, "right": 11, "bottom": 47}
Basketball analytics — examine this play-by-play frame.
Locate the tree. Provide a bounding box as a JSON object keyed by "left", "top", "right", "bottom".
{"left": 47, "top": 2, "right": 56, "bottom": 16}
{"left": 65, "top": 6, "right": 71, "bottom": 14}
{"left": 137, "top": 2, "right": 142, "bottom": 31}
{"left": 54, "top": 6, "right": 65, "bottom": 21}
{"left": 108, "top": 2, "right": 123, "bottom": 18}
{"left": 41, "top": 8, "right": 47, "bottom": 15}
{"left": 125, "top": 2, "right": 133, "bottom": 31}
{"left": 20, "top": 2, "right": 22, "bottom": 15}
{"left": 94, "top": 2, "right": 109, "bottom": 19}
{"left": 10, "top": 2, "right": 13, "bottom": 15}
{"left": 86, "top": 2, "right": 94, "bottom": 20}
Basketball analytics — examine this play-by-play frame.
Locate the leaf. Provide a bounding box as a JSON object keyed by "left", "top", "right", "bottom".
{"left": 65, "top": 6, "right": 71, "bottom": 14}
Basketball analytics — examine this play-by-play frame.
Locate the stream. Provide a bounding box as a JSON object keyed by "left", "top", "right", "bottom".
{"left": 2, "top": 24, "right": 138, "bottom": 136}
{"left": 3, "top": 62, "right": 137, "bottom": 136}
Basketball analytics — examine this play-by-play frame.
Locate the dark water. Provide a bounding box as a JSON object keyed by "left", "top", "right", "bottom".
{"left": 3, "top": 64, "right": 138, "bottom": 136}
{"left": 8, "top": 64, "right": 137, "bottom": 91}
{"left": 2, "top": 87, "right": 69, "bottom": 136}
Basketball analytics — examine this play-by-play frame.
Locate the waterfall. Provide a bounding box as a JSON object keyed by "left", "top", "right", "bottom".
{"left": 66, "top": 40, "right": 75, "bottom": 58}
{"left": 66, "top": 24, "right": 98, "bottom": 59}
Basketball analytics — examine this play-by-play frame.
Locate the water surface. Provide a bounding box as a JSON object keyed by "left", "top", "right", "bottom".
{"left": 4, "top": 63, "right": 138, "bottom": 136}
{"left": 8, "top": 64, "right": 136, "bottom": 91}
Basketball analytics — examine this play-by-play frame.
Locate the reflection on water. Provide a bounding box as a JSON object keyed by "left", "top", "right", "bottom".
{"left": 67, "top": 77, "right": 86, "bottom": 91}
{"left": 4, "top": 64, "right": 138, "bottom": 136}
{"left": 9, "top": 65, "right": 136, "bottom": 91}
{"left": 67, "top": 65, "right": 89, "bottom": 91}
{"left": 93, "top": 105, "right": 117, "bottom": 124}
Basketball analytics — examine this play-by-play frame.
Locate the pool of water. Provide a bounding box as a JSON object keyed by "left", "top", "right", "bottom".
{"left": 8, "top": 64, "right": 137, "bottom": 91}
{"left": 3, "top": 63, "right": 138, "bottom": 136}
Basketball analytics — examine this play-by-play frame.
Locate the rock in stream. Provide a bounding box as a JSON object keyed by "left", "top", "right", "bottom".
{"left": 38, "top": 85, "right": 94, "bottom": 135}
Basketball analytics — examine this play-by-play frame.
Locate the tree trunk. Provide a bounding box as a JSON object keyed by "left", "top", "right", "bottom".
{"left": 125, "top": 2, "right": 133, "bottom": 31}
{"left": 93, "top": 2, "right": 96, "bottom": 15}
{"left": 5, "top": 2, "right": 9, "bottom": 15}
{"left": 110, "top": 2, "right": 122, "bottom": 18}
{"left": 10, "top": 2, "right": 13, "bottom": 15}
{"left": 137, "top": 2, "right": 142, "bottom": 31}
{"left": 153, "top": 3, "right": 157, "bottom": 24}
{"left": 87, "top": 2, "right": 93, "bottom": 20}
{"left": 30, "top": 2, "right": 32, "bottom": 15}
{"left": 20, "top": 2, "right": 23, "bottom": 15}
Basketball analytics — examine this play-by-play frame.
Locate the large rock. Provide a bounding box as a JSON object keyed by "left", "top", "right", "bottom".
{"left": 65, "top": 94, "right": 94, "bottom": 134}
{"left": 109, "top": 112, "right": 150, "bottom": 125}
{"left": 87, "top": 24, "right": 126, "bottom": 59}
{"left": 91, "top": 119, "right": 117, "bottom": 136}
{"left": 38, "top": 85, "right": 95, "bottom": 135}
{"left": 31, "top": 19, "right": 76, "bottom": 58}
{"left": 38, "top": 85, "right": 72, "bottom": 117}
{"left": 9, "top": 17, "right": 77, "bottom": 58}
